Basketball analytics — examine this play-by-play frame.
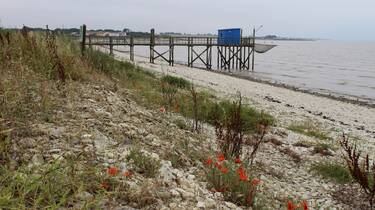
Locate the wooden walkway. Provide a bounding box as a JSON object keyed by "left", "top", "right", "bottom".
{"left": 81, "top": 26, "right": 260, "bottom": 71}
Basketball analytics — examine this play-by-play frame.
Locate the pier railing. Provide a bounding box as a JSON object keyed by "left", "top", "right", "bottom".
{"left": 81, "top": 25, "right": 259, "bottom": 71}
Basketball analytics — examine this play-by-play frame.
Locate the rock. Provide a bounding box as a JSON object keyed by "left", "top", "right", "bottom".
{"left": 169, "top": 203, "right": 178, "bottom": 208}
{"left": 49, "top": 148, "right": 61, "bottom": 154}
{"left": 157, "top": 191, "right": 171, "bottom": 199}
{"left": 225, "top": 202, "right": 238, "bottom": 209}
{"left": 197, "top": 201, "right": 205, "bottom": 208}
{"left": 204, "top": 198, "right": 216, "bottom": 208}
{"left": 181, "top": 190, "right": 195, "bottom": 200}
{"left": 158, "top": 161, "right": 176, "bottom": 183}
{"left": 30, "top": 154, "right": 44, "bottom": 166}
{"left": 76, "top": 191, "right": 94, "bottom": 200}
{"left": 52, "top": 154, "right": 64, "bottom": 161}
{"left": 186, "top": 174, "right": 195, "bottom": 181}
{"left": 49, "top": 127, "right": 66, "bottom": 139}
{"left": 170, "top": 189, "right": 181, "bottom": 197}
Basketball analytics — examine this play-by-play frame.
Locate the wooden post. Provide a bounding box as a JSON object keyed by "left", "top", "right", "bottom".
{"left": 88, "top": 35, "right": 92, "bottom": 50}
{"left": 252, "top": 28, "right": 255, "bottom": 71}
{"left": 150, "top": 29, "right": 155, "bottom": 63}
{"left": 169, "top": 36, "right": 173, "bottom": 66}
{"left": 130, "top": 36, "right": 134, "bottom": 61}
{"left": 217, "top": 46, "right": 219, "bottom": 70}
{"left": 188, "top": 38, "right": 191, "bottom": 67}
{"left": 109, "top": 36, "right": 113, "bottom": 55}
{"left": 80, "top": 24, "right": 86, "bottom": 56}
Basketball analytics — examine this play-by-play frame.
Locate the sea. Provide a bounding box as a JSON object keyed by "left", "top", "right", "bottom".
{"left": 115, "top": 40, "right": 375, "bottom": 105}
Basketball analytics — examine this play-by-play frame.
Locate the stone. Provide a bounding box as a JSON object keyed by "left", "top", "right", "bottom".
{"left": 49, "top": 127, "right": 66, "bottom": 139}
{"left": 196, "top": 201, "right": 205, "bottom": 208}
{"left": 225, "top": 202, "right": 238, "bottom": 209}
{"left": 52, "top": 154, "right": 64, "bottom": 161}
{"left": 49, "top": 148, "right": 61, "bottom": 154}
{"left": 76, "top": 191, "right": 94, "bottom": 200}
{"left": 170, "top": 189, "right": 181, "bottom": 197}
{"left": 31, "top": 154, "right": 44, "bottom": 166}
{"left": 204, "top": 198, "right": 216, "bottom": 208}
{"left": 158, "top": 161, "right": 176, "bottom": 183}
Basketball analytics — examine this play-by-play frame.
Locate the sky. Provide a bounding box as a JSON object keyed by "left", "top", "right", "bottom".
{"left": 1, "top": 0, "right": 375, "bottom": 41}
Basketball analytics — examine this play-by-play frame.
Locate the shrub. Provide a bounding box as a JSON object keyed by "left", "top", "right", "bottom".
{"left": 204, "top": 154, "right": 261, "bottom": 207}
{"left": 340, "top": 134, "right": 375, "bottom": 209}
{"left": 209, "top": 94, "right": 274, "bottom": 159}
{"left": 126, "top": 149, "right": 161, "bottom": 178}
{"left": 161, "top": 75, "right": 190, "bottom": 89}
{"left": 311, "top": 162, "right": 352, "bottom": 184}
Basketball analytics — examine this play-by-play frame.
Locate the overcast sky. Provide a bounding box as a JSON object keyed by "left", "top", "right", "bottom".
{"left": 1, "top": 0, "right": 375, "bottom": 41}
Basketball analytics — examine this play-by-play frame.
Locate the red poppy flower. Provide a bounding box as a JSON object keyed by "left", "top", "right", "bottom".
{"left": 205, "top": 158, "right": 213, "bottom": 166}
{"left": 123, "top": 171, "right": 133, "bottom": 178}
{"left": 234, "top": 158, "right": 242, "bottom": 164}
{"left": 220, "top": 167, "right": 229, "bottom": 174}
{"left": 251, "top": 178, "right": 261, "bottom": 186}
{"left": 107, "top": 166, "right": 119, "bottom": 176}
{"left": 237, "top": 167, "right": 248, "bottom": 181}
{"left": 287, "top": 200, "right": 297, "bottom": 210}
{"left": 100, "top": 182, "right": 110, "bottom": 190}
{"left": 301, "top": 200, "right": 308, "bottom": 210}
{"left": 217, "top": 154, "right": 225, "bottom": 162}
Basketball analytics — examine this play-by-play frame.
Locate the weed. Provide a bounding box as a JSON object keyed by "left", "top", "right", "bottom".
{"left": 161, "top": 75, "right": 190, "bottom": 89}
{"left": 0, "top": 159, "right": 105, "bottom": 209}
{"left": 210, "top": 93, "right": 273, "bottom": 159}
{"left": 312, "top": 143, "right": 335, "bottom": 156}
{"left": 281, "top": 148, "right": 302, "bottom": 163}
{"left": 311, "top": 162, "right": 352, "bottom": 184}
{"left": 126, "top": 149, "right": 161, "bottom": 178}
{"left": 340, "top": 134, "right": 375, "bottom": 209}
{"left": 288, "top": 121, "right": 331, "bottom": 140}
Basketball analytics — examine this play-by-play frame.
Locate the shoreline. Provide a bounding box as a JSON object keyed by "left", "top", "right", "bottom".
{"left": 110, "top": 47, "right": 375, "bottom": 108}
{"left": 205, "top": 69, "right": 375, "bottom": 109}
{"left": 105, "top": 48, "right": 375, "bottom": 149}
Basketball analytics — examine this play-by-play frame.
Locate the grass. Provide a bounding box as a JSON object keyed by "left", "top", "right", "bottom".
{"left": 0, "top": 159, "right": 107, "bottom": 209}
{"left": 311, "top": 162, "right": 352, "bottom": 184}
{"left": 0, "top": 30, "right": 275, "bottom": 208}
{"left": 288, "top": 121, "right": 331, "bottom": 140}
{"left": 126, "top": 149, "right": 161, "bottom": 178}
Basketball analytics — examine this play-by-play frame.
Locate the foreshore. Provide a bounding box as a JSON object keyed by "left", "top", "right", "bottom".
{"left": 109, "top": 49, "right": 375, "bottom": 151}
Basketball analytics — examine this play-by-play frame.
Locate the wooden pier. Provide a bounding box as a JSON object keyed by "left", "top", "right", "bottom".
{"left": 81, "top": 25, "right": 262, "bottom": 71}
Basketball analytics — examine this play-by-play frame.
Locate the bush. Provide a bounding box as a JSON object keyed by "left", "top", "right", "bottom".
{"left": 208, "top": 94, "right": 274, "bottom": 158}
{"left": 204, "top": 154, "right": 261, "bottom": 207}
{"left": 340, "top": 134, "right": 375, "bottom": 209}
{"left": 161, "top": 75, "right": 191, "bottom": 89}
{"left": 126, "top": 149, "right": 161, "bottom": 178}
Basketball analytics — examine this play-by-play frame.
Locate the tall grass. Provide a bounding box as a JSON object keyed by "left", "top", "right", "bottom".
{"left": 0, "top": 30, "right": 275, "bottom": 208}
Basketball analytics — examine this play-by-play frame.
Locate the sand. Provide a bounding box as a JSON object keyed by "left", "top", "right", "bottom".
{"left": 103, "top": 48, "right": 375, "bottom": 153}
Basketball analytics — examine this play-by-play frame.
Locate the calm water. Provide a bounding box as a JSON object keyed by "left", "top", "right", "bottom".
{"left": 116, "top": 40, "right": 375, "bottom": 103}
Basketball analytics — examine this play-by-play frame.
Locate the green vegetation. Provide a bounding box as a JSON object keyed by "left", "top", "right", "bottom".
{"left": 161, "top": 75, "right": 191, "bottom": 89}
{"left": 0, "top": 30, "right": 275, "bottom": 208}
{"left": 311, "top": 162, "right": 352, "bottom": 184}
{"left": 288, "top": 121, "right": 331, "bottom": 140}
{"left": 0, "top": 160, "right": 107, "bottom": 209}
{"left": 126, "top": 149, "right": 161, "bottom": 178}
